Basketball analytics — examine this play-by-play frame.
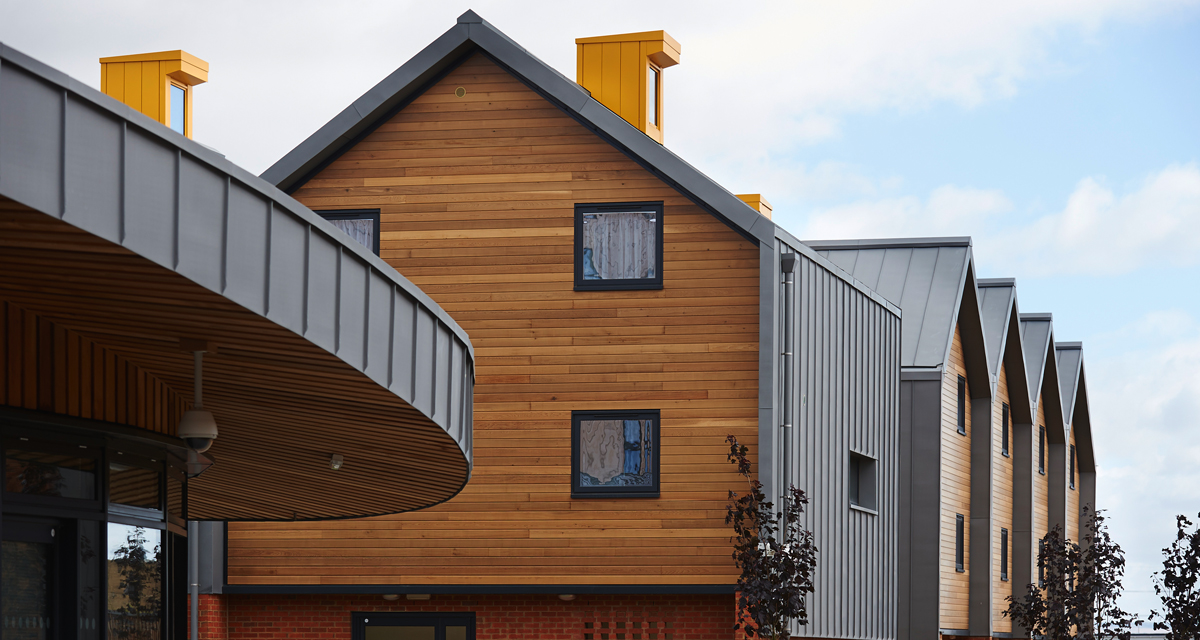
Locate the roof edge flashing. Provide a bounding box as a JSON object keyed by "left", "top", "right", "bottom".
{"left": 978, "top": 277, "right": 1016, "bottom": 287}
{"left": 804, "top": 236, "right": 973, "bottom": 249}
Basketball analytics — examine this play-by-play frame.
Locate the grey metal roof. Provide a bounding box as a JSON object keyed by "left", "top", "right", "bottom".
{"left": 0, "top": 40, "right": 475, "bottom": 518}
{"left": 1056, "top": 342, "right": 1083, "bottom": 427}
{"left": 1018, "top": 313, "right": 1059, "bottom": 419}
{"left": 978, "top": 279, "right": 1016, "bottom": 378}
{"left": 805, "top": 239, "right": 974, "bottom": 369}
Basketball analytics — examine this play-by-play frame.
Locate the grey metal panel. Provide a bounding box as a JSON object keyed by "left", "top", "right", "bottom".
{"left": 0, "top": 41, "right": 474, "bottom": 492}
{"left": 1019, "top": 317, "right": 1052, "bottom": 406}
{"left": 849, "top": 248, "right": 886, "bottom": 292}
{"left": 896, "top": 248, "right": 939, "bottom": 367}
{"left": 873, "top": 249, "right": 915, "bottom": 310}
{"left": 905, "top": 377, "right": 944, "bottom": 640}
{"left": 781, "top": 238, "right": 900, "bottom": 640}
{"left": 977, "top": 282, "right": 1015, "bottom": 379}
{"left": 1055, "top": 345, "right": 1082, "bottom": 427}
{"left": 1011, "top": 416, "right": 1035, "bottom": 638}
{"left": 913, "top": 247, "right": 969, "bottom": 368}
{"left": 195, "top": 521, "right": 225, "bottom": 595}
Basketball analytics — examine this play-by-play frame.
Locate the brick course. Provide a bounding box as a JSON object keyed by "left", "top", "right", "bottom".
{"left": 201, "top": 594, "right": 735, "bottom": 640}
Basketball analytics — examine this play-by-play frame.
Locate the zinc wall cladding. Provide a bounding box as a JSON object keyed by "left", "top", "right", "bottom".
{"left": 781, "top": 239, "right": 900, "bottom": 640}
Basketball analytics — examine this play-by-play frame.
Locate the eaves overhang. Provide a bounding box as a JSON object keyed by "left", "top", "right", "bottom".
{"left": 0, "top": 41, "right": 475, "bottom": 521}
{"left": 262, "top": 10, "right": 777, "bottom": 248}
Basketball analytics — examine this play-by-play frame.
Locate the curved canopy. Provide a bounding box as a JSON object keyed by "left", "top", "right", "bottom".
{"left": 0, "top": 42, "right": 473, "bottom": 520}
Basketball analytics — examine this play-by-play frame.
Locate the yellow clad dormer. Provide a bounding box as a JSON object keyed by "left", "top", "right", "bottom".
{"left": 576, "top": 31, "right": 680, "bottom": 144}
{"left": 100, "top": 50, "right": 208, "bottom": 139}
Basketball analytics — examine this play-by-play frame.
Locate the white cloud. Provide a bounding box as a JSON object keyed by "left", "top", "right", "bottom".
{"left": 1085, "top": 312, "right": 1200, "bottom": 616}
{"left": 798, "top": 163, "right": 1200, "bottom": 277}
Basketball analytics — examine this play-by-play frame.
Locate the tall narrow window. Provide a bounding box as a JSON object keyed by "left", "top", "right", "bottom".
{"left": 571, "top": 410, "right": 660, "bottom": 498}
{"left": 316, "top": 209, "right": 381, "bottom": 255}
{"left": 956, "top": 375, "right": 967, "bottom": 435}
{"left": 1001, "top": 403, "right": 1010, "bottom": 457}
{"left": 1070, "top": 444, "right": 1076, "bottom": 490}
{"left": 575, "top": 202, "right": 664, "bottom": 290}
{"left": 1001, "top": 528, "right": 1009, "bottom": 581}
{"left": 1039, "top": 426, "right": 1046, "bottom": 475}
{"left": 169, "top": 84, "right": 186, "bottom": 134}
{"left": 648, "top": 65, "right": 660, "bottom": 127}
{"left": 1038, "top": 538, "right": 1046, "bottom": 587}
{"left": 955, "top": 514, "right": 965, "bottom": 572}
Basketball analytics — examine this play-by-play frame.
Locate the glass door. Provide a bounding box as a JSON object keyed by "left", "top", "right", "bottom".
{"left": 355, "top": 613, "right": 474, "bottom": 640}
{"left": 2, "top": 518, "right": 57, "bottom": 639}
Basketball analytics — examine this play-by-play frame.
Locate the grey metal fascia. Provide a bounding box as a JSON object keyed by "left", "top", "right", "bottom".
{"left": 977, "top": 277, "right": 1016, "bottom": 287}
{"left": 805, "top": 237, "right": 972, "bottom": 250}
{"left": 776, "top": 227, "right": 902, "bottom": 317}
{"left": 901, "top": 367, "right": 944, "bottom": 381}
{"left": 0, "top": 40, "right": 474, "bottom": 459}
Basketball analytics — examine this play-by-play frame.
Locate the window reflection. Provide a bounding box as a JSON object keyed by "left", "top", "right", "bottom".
{"left": 2, "top": 540, "right": 53, "bottom": 638}
{"left": 109, "top": 464, "right": 160, "bottom": 510}
{"left": 169, "top": 84, "right": 185, "bottom": 134}
{"left": 107, "top": 523, "right": 161, "bottom": 639}
{"left": 5, "top": 450, "right": 95, "bottom": 500}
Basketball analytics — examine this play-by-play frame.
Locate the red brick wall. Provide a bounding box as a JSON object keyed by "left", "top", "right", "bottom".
{"left": 201, "top": 594, "right": 735, "bottom": 640}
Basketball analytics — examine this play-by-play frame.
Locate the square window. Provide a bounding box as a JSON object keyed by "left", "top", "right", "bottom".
{"left": 317, "top": 209, "right": 381, "bottom": 255}
{"left": 848, "top": 451, "right": 877, "bottom": 512}
{"left": 572, "top": 410, "right": 659, "bottom": 498}
{"left": 575, "top": 203, "right": 663, "bottom": 291}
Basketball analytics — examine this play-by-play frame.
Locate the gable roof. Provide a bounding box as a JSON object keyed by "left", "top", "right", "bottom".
{"left": 1056, "top": 342, "right": 1084, "bottom": 427}
{"left": 1020, "top": 313, "right": 1066, "bottom": 437}
{"left": 979, "top": 277, "right": 1032, "bottom": 422}
{"left": 805, "top": 238, "right": 977, "bottom": 370}
{"left": 263, "top": 10, "right": 774, "bottom": 245}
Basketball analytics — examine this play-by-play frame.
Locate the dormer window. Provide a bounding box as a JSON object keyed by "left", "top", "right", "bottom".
{"left": 169, "top": 84, "right": 186, "bottom": 134}
{"left": 575, "top": 202, "right": 663, "bottom": 290}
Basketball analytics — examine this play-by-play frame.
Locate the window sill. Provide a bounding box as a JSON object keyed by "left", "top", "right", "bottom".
{"left": 1002, "top": 451, "right": 1010, "bottom": 458}
{"left": 575, "top": 282, "right": 664, "bottom": 292}
{"left": 571, "top": 491, "right": 660, "bottom": 499}
{"left": 849, "top": 503, "right": 878, "bottom": 516}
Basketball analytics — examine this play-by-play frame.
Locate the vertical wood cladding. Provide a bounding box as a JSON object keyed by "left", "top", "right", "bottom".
{"left": 940, "top": 324, "right": 971, "bottom": 629}
{"left": 1034, "top": 395, "right": 1050, "bottom": 543}
{"left": 1067, "top": 425, "right": 1080, "bottom": 542}
{"left": 992, "top": 364, "right": 1014, "bottom": 632}
{"left": 785, "top": 241, "right": 900, "bottom": 640}
{"left": 0, "top": 300, "right": 187, "bottom": 435}
{"left": 226, "top": 53, "right": 760, "bottom": 585}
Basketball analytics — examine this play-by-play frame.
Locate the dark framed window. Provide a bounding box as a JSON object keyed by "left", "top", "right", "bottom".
{"left": 955, "top": 514, "right": 965, "bottom": 572}
{"left": 648, "top": 65, "right": 661, "bottom": 127}
{"left": 1038, "top": 538, "right": 1046, "bottom": 587}
{"left": 575, "top": 202, "right": 664, "bottom": 291}
{"left": 848, "top": 451, "right": 878, "bottom": 512}
{"left": 354, "top": 612, "right": 475, "bottom": 640}
{"left": 317, "top": 209, "right": 381, "bottom": 255}
{"left": 1001, "top": 528, "right": 1009, "bottom": 581}
{"left": 956, "top": 375, "right": 967, "bottom": 435}
{"left": 571, "top": 410, "right": 659, "bottom": 498}
{"left": 1039, "top": 426, "right": 1046, "bottom": 475}
{"left": 1001, "top": 403, "right": 1010, "bottom": 457}
{"left": 1069, "top": 444, "right": 1076, "bottom": 490}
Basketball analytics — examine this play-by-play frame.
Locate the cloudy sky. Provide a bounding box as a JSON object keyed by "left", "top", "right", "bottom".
{"left": 3, "top": 0, "right": 1198, "bottom": 618}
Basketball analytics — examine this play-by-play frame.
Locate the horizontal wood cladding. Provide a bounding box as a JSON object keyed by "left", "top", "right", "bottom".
{"left": 1067, "top": 425, "right": 1079, "bottom": 543}
{"left": 228, "top": 54, "right": 760, "bottom": 585}
{"left": 993, "top": 364, "right": 1014, "bottom": 632}
{"left": 1034, "top": 395, "right": 1049, "bottom": 542}
{"left": 0, "top": 300, "right": 187, "bottom": 436}
{"left": 940, "top": 324, "right": 971, "bottom": 629}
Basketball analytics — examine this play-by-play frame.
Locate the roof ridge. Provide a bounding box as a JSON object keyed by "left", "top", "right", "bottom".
{"left": 804, "top": 237, "right": 972, "bottom": 249}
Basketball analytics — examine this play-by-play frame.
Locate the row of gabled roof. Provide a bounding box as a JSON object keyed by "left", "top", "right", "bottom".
{"left": 809, "top": 238, "right": 1093, "bottom": 471}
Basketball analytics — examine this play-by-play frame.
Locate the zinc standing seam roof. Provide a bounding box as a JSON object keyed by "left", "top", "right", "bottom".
{"left": 1020, "top": 314, "right": 1054, "bottom": 410}
{"left": 806, "top": 239, "right": 973, "bottom": 369}
{"left": 1056, "top": 342, "right": 1084, "bottom": 427}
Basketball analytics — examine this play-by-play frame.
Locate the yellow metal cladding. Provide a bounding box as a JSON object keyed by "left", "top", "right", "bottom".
{"left": 100, "top": 50, "right": 208, "bottom": 139}
{"left": 576, "top": 31, "right": 680, "bottom": 144}
{"left": 736, "top": 194, "right": 773, "bottom": 219}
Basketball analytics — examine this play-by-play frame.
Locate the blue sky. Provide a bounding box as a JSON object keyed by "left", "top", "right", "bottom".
{"left": 2, "top": 0, "right": 1198, "bottom": 620}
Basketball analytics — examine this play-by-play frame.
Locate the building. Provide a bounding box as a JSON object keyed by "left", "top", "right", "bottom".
{"left": 811, "top": 243, "right": 1097, "bottom": 640}
{"left": 0, "top": 41, "right": 474, "bottom": 637}
{"left": 207, "top": 10, "right": 903, "bottom": 640}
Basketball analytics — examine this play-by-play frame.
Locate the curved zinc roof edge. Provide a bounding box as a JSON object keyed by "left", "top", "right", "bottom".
{"left": 0, "top": 41, "right": 474, "bottom": 465}
{"left": 0, "top": 40, "right": 472, "bottom": 361}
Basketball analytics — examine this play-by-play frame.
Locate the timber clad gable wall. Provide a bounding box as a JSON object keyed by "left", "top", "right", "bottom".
{"left": 940, "top": 324, "right": 971, "bottom": 629}
{"left": 1034, "top": 395, "right": 1050, "bottom": 544}
{"left": 992, "top": 363, "right": 1014, "bottom": 632}
{"left": 228, "top": 53, "right": 759, "bottom": 586}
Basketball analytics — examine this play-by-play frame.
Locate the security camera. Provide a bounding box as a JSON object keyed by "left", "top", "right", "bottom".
{"left": 178, "top": 409, "right": 218, "bottom": 453}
